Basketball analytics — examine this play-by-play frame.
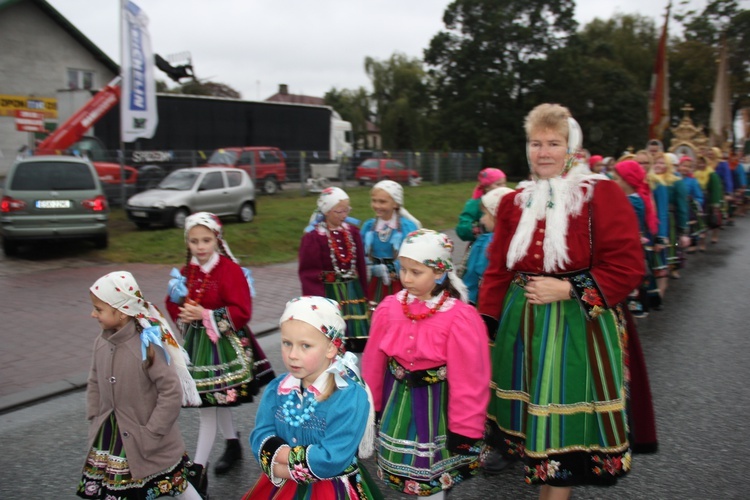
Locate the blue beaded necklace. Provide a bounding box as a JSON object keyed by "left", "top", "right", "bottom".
{"left": 281, "top": 388, "right": 319, "bottom": 427}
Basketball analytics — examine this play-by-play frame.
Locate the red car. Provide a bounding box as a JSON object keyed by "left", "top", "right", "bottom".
{"left": 204, "top": 147, "right": 287, "bottom": 194}
{"left": 354, "top": 159, "right": 420, "bottom": 185}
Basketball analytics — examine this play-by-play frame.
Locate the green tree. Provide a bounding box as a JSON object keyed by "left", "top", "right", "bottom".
{"left": 364, "top": 53, "right": 431, "bottom": 150}
{"left": 531, "top": 14, "right": 658, "bottom": 157}
{"left": 324, "top": 87, "right": 372, "bottom": 149}
{"left": 676, "top": 0, "right": 750, "bottom": 114}
{"left": 424, "top": 0, "right": 577, "bottom": 176}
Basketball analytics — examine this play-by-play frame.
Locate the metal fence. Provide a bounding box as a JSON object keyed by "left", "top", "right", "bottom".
{"left": 0, "top": 148, "right": 485, "bottom": 199}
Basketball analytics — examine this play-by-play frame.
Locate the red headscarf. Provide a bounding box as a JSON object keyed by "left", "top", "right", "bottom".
{"left": 589, "top": 155, "right": 604, "bottom": 169}
{"left": 615, "top": 160, "right": 658, "bottom": 236}
{"left": 472, "top": 168, "right": 507, "bottom": 199}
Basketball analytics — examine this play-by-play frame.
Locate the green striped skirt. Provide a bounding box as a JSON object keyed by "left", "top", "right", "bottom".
{"left": 486, "top": 282, "right": 631, "bottom": 487}
{"left": 376, "top": 359, "right": 481, "bottom": 495}
{"left": 323, "top": 276, "right": 370, "bottom": 353}
{"left": 182, "top": 323, "right": 254, "bottom": 407}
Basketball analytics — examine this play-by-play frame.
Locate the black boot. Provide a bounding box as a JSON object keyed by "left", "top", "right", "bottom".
{"left": 482, "top": 449, "right": 511, "bottom": 475}
{"left": 187, "top": 462, "right": 209, "bottom": 499}
{"left": 214, "top": 438, "right": 243, "bottom": 474}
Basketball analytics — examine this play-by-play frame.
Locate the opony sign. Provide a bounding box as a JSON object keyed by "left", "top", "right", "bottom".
{"left": 15, "top": 110, "right": 45, "bottom": 132}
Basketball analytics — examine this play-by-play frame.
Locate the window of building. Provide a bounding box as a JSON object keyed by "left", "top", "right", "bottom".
{"left": 67, "top": 69, "right": 95, "bottom": 90}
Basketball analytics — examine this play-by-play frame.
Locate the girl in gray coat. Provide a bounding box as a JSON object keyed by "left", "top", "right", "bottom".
{"left": 77, "top": 271, "right": 204, "bottom": 500}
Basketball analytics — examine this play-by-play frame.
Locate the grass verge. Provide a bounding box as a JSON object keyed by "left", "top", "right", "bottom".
{"left": 95, "top": 181, "right": 481, "bottom": 266}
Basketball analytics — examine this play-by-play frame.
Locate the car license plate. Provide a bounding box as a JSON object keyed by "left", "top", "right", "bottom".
{"left": 36, "top": 199, "right": 71, "bottom": 209}
{"left": 131, "top": 211, "right": 147, "bottom": 218}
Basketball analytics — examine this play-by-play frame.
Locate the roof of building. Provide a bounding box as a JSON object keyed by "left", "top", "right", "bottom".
{"left": 0, "top": 0, "right": 119, "bottom": 74}
{"left": 265, "top": 84, "right": 325, "bottom": 106}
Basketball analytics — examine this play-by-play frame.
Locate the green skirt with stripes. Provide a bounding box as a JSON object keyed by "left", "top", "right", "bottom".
{"left": 323, "top": 277, "right": 370, "bottom": 352}
{"left": 486, "top": 282, "right": 631, "bottom": 487}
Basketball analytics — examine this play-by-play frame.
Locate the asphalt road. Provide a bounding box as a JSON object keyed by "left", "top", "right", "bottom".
{"left": 1, "top": 219, "right": 749, "bottom": 499}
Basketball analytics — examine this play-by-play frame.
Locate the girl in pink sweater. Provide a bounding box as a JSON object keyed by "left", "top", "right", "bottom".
{"left": 362, "top": 229, "right": 491, "bottom": 499}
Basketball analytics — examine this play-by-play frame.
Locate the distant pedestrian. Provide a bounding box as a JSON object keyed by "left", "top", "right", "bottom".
{"left": 361, "top": 180, "right": 421, "bottom": 308}
{"left": 165, "top": 212, "right": 268, "bottom": 496}
{"left": 243, "top": 296, "right": 381, "bottom": 499}
{"left": 298, "top": 187, "right": 370, "bottom": 352}
{"left": 461, "top": 186, "right": 514, "bottom": 305}
{"left": 363, "top": 229, "right": 490, "bottom": 499}
{"left": 77, "top": 271, "right": 203, "bottom": 500}
{"left": 455, "top": 168, "right": 507, "bottom": 244}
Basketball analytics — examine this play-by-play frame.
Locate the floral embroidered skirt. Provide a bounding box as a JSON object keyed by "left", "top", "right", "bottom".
{"left": 77, "top": 413, "right": 190, "bottom": 499}
{"left": 486, "top": 283, "right": 631, "bottom": 487}
{"left": 237, "top": 325, "right": 276, "bottom": 390}
{"left": 242, "top": 461, "right": 383, "bottom": 500}
{"left": 323, "top": 277, "right": 370, "bottom": 352}
{"left": 376, "top": 359, "right": 481, "bottom": 495}
{"left": 182, "top": 322, "right": 254, "bottom": 407}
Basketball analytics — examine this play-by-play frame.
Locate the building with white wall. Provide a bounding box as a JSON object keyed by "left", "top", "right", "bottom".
{"left": 0, "top": 0, "right": 118, "bottom": 176}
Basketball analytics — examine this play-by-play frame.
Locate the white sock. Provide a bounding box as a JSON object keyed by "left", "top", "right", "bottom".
{"left": 216, "top": 407, "right": 238, "bottom": 440}
{"left": 180, "top": 482, "right": 203, "bottom": 499}
{"left": 194, "top": 407, "right": 218, "bottom": 465}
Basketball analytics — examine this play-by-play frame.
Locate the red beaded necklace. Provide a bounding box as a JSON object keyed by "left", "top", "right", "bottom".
{"left": 401, "top": 290, "right": 450, "bottom": 321}
{"left": 326, "top": 225, "right": 354, "bottom": 265}
{"left": 186, "top": 264, "right": 210, "bottom": 305}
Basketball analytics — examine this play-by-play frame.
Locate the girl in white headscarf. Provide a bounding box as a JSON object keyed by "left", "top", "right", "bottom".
{"left": 298, "top": 187, "right": 370, "bottom": 352}
{"left": 165, "top": 212, "right": 260, "bottom": 496}
{"left": 243, "top": 296, "right": 381, "bottom": 499}
{"left": 362, "top": 229, "right": 490, "bottom": 499}
{"left": 361, "top": 180, "right": 422, "bottom": 307}
{"left": 77, "top": 271, "right": 203, "bottom": 500}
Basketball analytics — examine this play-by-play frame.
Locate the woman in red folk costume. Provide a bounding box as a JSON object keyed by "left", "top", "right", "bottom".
{"left": 478, "top": 104, "right": 644, "bottom": 500}
{"left": 166, "top": 212, "right": 262, "bottom": 497}
{"left": 299, "top": 187, "right": 370, "bottom": 352}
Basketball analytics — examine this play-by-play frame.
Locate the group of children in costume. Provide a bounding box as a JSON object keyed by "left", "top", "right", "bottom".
{"left": 596, "top": 146, "right": 748, "bottom": 318}
{"left": 76, "top": 157, "right": 664, "bottom": 499}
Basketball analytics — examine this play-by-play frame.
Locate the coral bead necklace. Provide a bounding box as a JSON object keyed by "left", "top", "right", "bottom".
{"left": 401, "top": 290, "right": 450, "bottom": 321}
{"left": 186, "top": 264, "right": 210, "bottom": 305}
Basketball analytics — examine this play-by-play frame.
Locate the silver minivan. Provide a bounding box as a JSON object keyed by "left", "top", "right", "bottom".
{"left": 1, "top": 156, "right": 109, "bottom": 256}
{"left": 125, "top": 167, "right": 256, "bottom": 228}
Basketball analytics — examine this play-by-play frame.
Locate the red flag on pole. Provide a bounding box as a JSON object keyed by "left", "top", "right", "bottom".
{"left": 648, "top": 2, "right": 671, "bottom": 141}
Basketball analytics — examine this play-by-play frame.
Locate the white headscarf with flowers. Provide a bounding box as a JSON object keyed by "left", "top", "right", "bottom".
{"left": 305, "top": 187, "right": 351, "bottom": 232}
{"left": 398, "top": 229, "right": 469, "bottom": 303}
{"left": 184, "top": 211, "right": 238, "bottom": 263}
{"left": 280, "top": 295, "right": 376, "bottom": 458}
{"left": 372, "top": 180, "right": 422, "bottom": 228}
{"left": 91, "top": 271, "right": 201, "bottom": 406}
{"left": 481, "top": 186, "right": 515, "bottom": 216}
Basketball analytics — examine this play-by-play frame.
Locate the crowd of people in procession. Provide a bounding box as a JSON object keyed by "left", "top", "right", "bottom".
{"left": 74, "top": 102, "right": 749, "bottom": 500}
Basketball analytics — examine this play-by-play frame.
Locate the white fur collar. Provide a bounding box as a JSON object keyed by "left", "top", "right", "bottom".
{"left": 507, "top": 172, "right": 607, "bottom": 273}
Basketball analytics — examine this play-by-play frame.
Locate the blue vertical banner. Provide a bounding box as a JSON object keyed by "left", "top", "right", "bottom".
{"left": 121, "top": 0, "right": 157, "bottom": 142}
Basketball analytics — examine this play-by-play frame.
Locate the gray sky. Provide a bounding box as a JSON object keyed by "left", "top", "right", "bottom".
{"left": 47, "top": 0, "right": 697, "bottom": 101}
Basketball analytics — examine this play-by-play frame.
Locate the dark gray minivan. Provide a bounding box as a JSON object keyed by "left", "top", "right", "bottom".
{"left": 1, "top": 155, "right": 109, "bottom": 256}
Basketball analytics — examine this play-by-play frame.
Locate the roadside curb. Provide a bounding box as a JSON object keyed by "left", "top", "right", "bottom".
{"left": 0, "top": 322, "right": 279, "bottom": 415}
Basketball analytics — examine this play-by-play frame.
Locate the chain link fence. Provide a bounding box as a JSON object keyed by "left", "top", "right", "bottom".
{"left": 0, "top": 148, "right": 484, "bottom": 199}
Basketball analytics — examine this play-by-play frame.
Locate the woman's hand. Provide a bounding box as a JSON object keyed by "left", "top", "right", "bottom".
{"left": 178, "top": 299, "right": 205, "bottom": 322}
{"left": 524, "top": 276, "right": 571, "bottom": 305}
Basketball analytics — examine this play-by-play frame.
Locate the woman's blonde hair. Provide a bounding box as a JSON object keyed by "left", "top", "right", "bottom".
{"left": 524, "top": 103, "right": 571, "bottom": 139}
